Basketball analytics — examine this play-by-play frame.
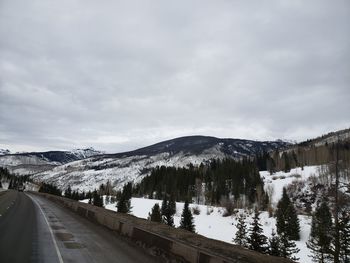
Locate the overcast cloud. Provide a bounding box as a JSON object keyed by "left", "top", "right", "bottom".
{"left": 0, "top": 0, "right": 349, "bottom": 152}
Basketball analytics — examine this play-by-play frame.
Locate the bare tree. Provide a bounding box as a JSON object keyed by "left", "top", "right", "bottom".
{"left": 265, "top": 184, "right": 275, "bottom": 217}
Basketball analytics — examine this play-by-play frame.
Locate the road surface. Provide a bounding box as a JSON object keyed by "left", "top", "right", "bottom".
{"left": 0, "top": 190, "right": 158, "bottom": 263}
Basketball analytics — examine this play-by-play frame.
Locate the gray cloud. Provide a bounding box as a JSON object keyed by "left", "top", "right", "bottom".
{"left": 0, "top": 0, "right": 349, "bottom": 152}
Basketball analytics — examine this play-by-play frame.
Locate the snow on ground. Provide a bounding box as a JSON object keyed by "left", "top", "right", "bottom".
{"left": 79, "top": 166, "right": 322, "bottom": 262}
{"left": 91, "top": 197, "right": 312, "bottom": 262}
{"left": 261, "top": 166, "right": 319, "bottom": 205}
{"left": 1, "top": 182, "right": 9, "bottom": 189}
{"left": 32, "top": 151, "right": 227, "bottom": 193}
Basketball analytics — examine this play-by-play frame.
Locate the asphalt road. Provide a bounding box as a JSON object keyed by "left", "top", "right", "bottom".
{"left": 0, "top": 190, "right": 158, "bottom": 263}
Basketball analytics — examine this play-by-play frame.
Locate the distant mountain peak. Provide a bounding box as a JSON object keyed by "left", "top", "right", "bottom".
{"left": 0, "top": 149, "right": 11, "bottom": 155}
{"left": 70, "top": 147, "right": 105, "bottom": 159}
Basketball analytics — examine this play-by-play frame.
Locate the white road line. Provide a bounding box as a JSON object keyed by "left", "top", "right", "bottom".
{"left": 27, "top": 194, "right": 64, "bottom": 263}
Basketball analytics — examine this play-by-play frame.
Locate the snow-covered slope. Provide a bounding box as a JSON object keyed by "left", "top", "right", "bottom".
{"left": 32, "top": 151, "right": 227, "bottom": 192}
{"left": 69, "top": 148, "right": 105, "bottom": 159}
{"left": 87, "top": 165, "right": 321, "bottom": 263}
{"left": 0, "top": 149, "right": 11, "bottom": 155}
{"left": 32, "top": 136, "right": 289, "bottom": 191}
{"left": 261, "top": 166, "right": 319, "bottom": 204}
{"left": 0, "top": 148, "right": 104, "bottom": 175}
{"left": 85, "top": 195, "right": 313, "bottom": 263}
{"left": 300, "top": 128, "right": 350, "bottom": 147}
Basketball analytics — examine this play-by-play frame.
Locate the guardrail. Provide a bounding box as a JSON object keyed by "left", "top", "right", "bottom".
{"left": 33, "top": 192, "right": 294, "bottom": 263}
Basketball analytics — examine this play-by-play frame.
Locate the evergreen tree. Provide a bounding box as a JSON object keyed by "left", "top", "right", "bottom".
{"left": 247, "top": 209, "right": 267, "bottom": 253}
{"left": 168, "top": 196, "right": 176, "bottom": 216}
{"left": 276, "top": 188, "right": 300, "bottom": 240}
{"left": 133, "top": 158, "right": 263, "bottom": 206}
{"left": 280, "top": 232, "right": 300, "bottom": 261}
{"left": 234, "top": 213, "right": 248, "bottom": 248}
{"left": 117, "top": 184, "right": 132, "bottom": 213}
{"left": 283, "top": 152, "right": 291, "bottom": 172}
{"left": 161, "top": 195, "right": 175, "bottom": 227}
{"left": 339, "top": 211, "right": 350, "bottom": 263}
{"left": 268, "top": 229, "right": 281, "bottom": 257}
{"left": 38, "top": 183, "right": 62, "bottom": 196}
{"left": 307, "top": 201, "right": 333, "bottom": 263}
{"left": 72, "top": 191, "right": 79, "bottom": 200}
{"left": 123, "top": 182, "right": 133, "bottom": 200}
{"left": 287, "top": 204, "right": 300, "bottom": 240}
{"left": 149, "top": 203, "right": 162, "bottom": 222}
{"left": 117, "top": 193, "right": 130, "bottom": 213}
{"left": 64, "top": 185, "right": 72, "bottom": 199}
{"left": 92, "top": 190, "right": 103, "bottom": 207}
{"left": 8, "top": 179, "right": 13, "bottom": 189}
{"left": 161, "top": 195, "right": 168, "bottom": 216}
{"left": 179, "top": 200, "right": 195, "bottom": 232}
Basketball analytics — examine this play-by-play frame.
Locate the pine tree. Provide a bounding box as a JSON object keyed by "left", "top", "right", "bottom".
{"left": 339, "top": 211, "right": 350, "bottom": 263}
{"left": 161, "top": 195, "right": 175, "bottom": 227}
{"left": 149, "top": 203, "right": 162, "bottom": 222}
{"left": 268, "top": 229, "right": 281, "bottom": 257}
{"left": 179, "top": 200, "right": 195, "bottom": 232}
{"left": 117, "top": 192, "right": 131, "bottom": 213}
{"left": 116, "top": 184, "right": 132, "bottom": 213}
{"left": 307, "top": 201, "right": 333, "bottom": 263}
{"left": 234, "top": 213, "right": 248, "bottom": 248}
{"left": 161, "top": 195, "right": 168, "bottom": 216}
{"left": 117, "top": 194, "right": 129, "bottom": 213}
{"left": 92, "top": 190, "right": 103, "bottom": 207}
{"left": 280, "top": 232, "right": 300, "bottom": 261}
{"left": 123, "top": 182, "right": 133, "bottom": 200}
{"left": 287, "top": 203, "right": 300, "bottom": 240}
{"left": 283, "top": 152, "right": 291, "bottom": 172}
{"left": 64, "top": 185, "right": 72, "bottom": 199}
{"left": 247, "top": 209, "right": 267, "bottom": 253}
{"left": 276, "top": 188, "right": 300, "bottom": 240}
{"left": 8, "top": 179, "right": 13, "bottom": 189}
{"left": 168, "top": 196, "right": 176, "bottom": 216}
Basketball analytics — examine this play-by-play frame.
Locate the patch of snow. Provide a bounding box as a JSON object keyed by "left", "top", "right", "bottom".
{"left": 0, "top": 149, "right": 11, "bottom": 155}
{"left": 260, "top": 166, "right": 319, "bottom": 205}
{"left": 32, "top": 151, "right": 228, "bottom": 192}
{"left": 91, "top": 197, "right": 312, "bottom": 263}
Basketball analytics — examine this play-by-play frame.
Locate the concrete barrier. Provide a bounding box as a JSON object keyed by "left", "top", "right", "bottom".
{"left": 33, "top": 192, "right": 294, "bottom": 263}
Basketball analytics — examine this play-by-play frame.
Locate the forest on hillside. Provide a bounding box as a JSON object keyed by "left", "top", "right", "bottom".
{"left": 133, "top": 158, "right": 268, "bottom": 208}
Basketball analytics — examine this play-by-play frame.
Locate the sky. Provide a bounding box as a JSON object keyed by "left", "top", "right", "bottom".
{"left": 0, "top": 0, "right": 349, "bottom": 153}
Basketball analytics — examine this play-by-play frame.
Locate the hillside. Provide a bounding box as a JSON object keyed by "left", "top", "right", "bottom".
{"left": 0, "top": 149, "right": 11, "bottom": 155}
{"left": 0, "top": 148, "right": 103, "bottom": 175}
{"left": 31, "top": 136, "right": 289, "bottom": 191}
{"left": 267, "top": 128, "right": 350, "bottom": 173}
{"left": 299, "top": 128, "right": 350, "bottom": 147}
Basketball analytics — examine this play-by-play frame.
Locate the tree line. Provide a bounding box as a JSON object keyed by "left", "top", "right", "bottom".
{"left": 133, "top": 158, "right": 268, "bottom": 208}
{"left": 0, "top": 167, "right": 30, "bottom": 189}
{"left": 234, "top": 187, "right": 301, "bottom": 261}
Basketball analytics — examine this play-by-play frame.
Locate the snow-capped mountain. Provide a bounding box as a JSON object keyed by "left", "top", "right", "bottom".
{"left": 0, "top": 148, "right": 104, "bottom": 175}
{"left": 0, "top": 149, "right": 11, "bottom": 155}
{"left": 31, "top": 136, "right": 290, "bottom": 192}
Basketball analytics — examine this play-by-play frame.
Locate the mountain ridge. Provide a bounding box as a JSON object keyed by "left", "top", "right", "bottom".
{"left": 29, "top": 136, "right": 290, "bottom": 192}
{"left": 103, "top": 135, "right": 290, "bottom": 158}
{"left": 0, "top": 148, "right": 104, "bottom": 175}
